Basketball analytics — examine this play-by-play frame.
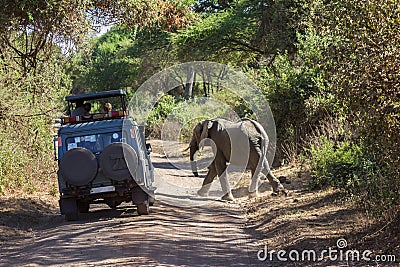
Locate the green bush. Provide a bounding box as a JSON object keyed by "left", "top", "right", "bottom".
{"left": 146, "top": 94, "right": 179, "bottom": 137}
{"left": 306, "top": 136, "right": 399, "bottom": 217}
{"left": 212, "top": 89, "right": 254, "bottom": 119}
{"left": 307, "top": 137, "right": 378, "bottom": 192}
{"left": 0, "top": 44, "right": 69, "bottom": 195}
{"left": 257, "top": 30, "right": 337, "bottom": 161}
{"left": 146, "top": 93, "right": 242, "bottom": 141}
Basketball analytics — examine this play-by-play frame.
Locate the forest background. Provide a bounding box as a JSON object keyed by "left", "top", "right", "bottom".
{"left": 0, "top": 0, "right": 398, "bottom": 221}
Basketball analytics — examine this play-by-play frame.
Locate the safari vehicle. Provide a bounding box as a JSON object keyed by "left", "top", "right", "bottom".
{"left": 54, "top": 90, "right": 155, "bottom": 221}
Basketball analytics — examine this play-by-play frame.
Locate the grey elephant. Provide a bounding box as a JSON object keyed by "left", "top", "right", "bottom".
{"left": 189, "top": 118, "right": 286, "bottom": 201}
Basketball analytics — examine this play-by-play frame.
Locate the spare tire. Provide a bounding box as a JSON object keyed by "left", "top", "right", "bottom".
{"left": 100, "top": 142, "right": 138, "bottom": 181}
{"left": 59, "top": 148, "right": 98, "bottom": 186}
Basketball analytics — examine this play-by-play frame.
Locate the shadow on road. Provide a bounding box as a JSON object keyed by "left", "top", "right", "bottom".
{"left": 1, "top": 200, "right": 261, "bottom": 266}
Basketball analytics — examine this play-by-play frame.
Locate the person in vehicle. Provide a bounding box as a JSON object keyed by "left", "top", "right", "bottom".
{"left": 103, "top": 102, "right": 112, "bottom": 113}
{"left": 84, "top": 103, "right": 92, "bottom": 115}
{"left": 71, "top": 100, "right": 85, "bottom": 116}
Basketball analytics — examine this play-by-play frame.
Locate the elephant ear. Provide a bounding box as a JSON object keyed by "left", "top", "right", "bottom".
{"left": 200, "top": 120, "right": 213, "bottom": 141}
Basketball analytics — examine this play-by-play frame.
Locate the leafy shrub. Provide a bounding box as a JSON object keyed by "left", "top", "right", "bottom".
{"left": 314, "top": 0, "right": 400, "bottom": 218}
{"left": 307, "top": 137, "right": 369, "bottom": 191}
{"left": 306, "top": 136, "right": 400, "bottom": 217}
{"left": 146, "top": 94, "right": 179, "bottom": 137}
{"left": 0, "top": 45, "right": 68, "bottom": 195}
{"left": 146, "top": 93, "right": 243, "bottom": 141}
{"left": 258, "top": 30, "right": 337, "bottom": 162}
{"left": 212, "top": 89, "right": 254, "bottom": 119}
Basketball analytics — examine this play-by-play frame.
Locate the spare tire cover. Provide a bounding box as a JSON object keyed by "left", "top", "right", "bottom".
{"left": 100, "top": 142, "right": 138, "bottom": 181}
{"left": 59, "top": 148, "right": 98, "bottom": 186}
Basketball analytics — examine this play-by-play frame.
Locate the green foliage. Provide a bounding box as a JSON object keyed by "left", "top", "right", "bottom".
{"left": 71, "top": 27, "right": 141, "bottom": 93}
{"left": 69, "top": 26, "right": 179, "bottom": 94}
{"left": 258, "top": 30, "right": 335, "bottom": 155}
{"left": 307, "top": 137, "right": 366, "bottom": 190}
{"left": 314, "top": 0, "right": 400, "bottom": 216}
{"left": 146, "top": 95, "right": 179, "bottom": 137}
{"left": 173, "top": 0, "right": 322, "bottom": 63}
{"left": 0, "top": 43, "right": 69, "bottom": 195}
{"left": 145, "top": 92, "right": 244, "bottom": 140}
{"left": 212, "top": 89, "right": 253, "bottom": 119}
{"left": 169, "top": 96, "right": 232, "bottom": 141}
{"left": 306, "top": 136, "right": 399, "bottom": 217}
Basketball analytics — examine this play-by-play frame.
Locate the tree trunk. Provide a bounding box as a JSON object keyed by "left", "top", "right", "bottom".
{"left": 184, "top": 65, "right": 195, "bottom": 99}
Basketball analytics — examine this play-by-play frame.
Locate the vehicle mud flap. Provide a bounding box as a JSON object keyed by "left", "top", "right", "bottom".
{"left": 148, "top": 189, "right": 156, "bottom": 206}
{"left": 59, "top": 198, "right": 79, "bottom": 221}
{"left": 132, "top": 186, "right": 150, "bottom": 215}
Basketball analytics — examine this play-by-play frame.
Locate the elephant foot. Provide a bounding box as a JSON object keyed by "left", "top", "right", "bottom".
{"left": 221, "top": 192, "right": 234, "bottom": 201}
{"left": 272, "top": 187, "right": 289, "bottom": 197}
{"left": 248, "top": 191, "right": 259, "bottom": 199}
{"left": 197, "top": 186, "right": 210, "bottom": 197}
{"left": 278, "top": 176, "right": 292, "bottom": 184}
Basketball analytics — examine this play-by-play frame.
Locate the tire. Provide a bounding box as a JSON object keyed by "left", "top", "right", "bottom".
{"left": 77, "top": 201, "right": 90, "bottom": 213}
{"left": 137, "top": 202, "right": 150, "bottom": 215}
{"left": 59, "top": 198, "right": 79, "bottom": 221}
{"left": 65, "top": 212, "right": 79, "bottom": 221}
{"left": 100, "top": 143, "right": 138, "bottom": 181}
{"left": 59, "top": 148, "right": 98, "bottom": 186}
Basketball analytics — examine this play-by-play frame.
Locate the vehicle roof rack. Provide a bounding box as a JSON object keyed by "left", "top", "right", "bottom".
{"left": 66, "top": 90, "right": 126, "bottom": 102}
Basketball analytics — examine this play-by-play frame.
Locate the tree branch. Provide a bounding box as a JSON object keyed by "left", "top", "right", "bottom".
{"left": 227, "top": 38, "right": 265, "bottom": 54}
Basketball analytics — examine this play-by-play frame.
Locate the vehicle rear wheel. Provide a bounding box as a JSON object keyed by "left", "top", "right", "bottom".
{"left": 77, "top": 201, "right": 90, "bottom": 213}
{"left": 60, "top": 198, "right": 79, "bottom": 221}
{"left": 65, "top": 212, "right": 79, "bottom": 221}
{"left": 137, "top": 202, "right": 150, "bottom": 215}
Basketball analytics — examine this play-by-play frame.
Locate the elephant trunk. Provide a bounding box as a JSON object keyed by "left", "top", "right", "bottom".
{"left": 189, "top": 145, "right": 199, "bottom": 177}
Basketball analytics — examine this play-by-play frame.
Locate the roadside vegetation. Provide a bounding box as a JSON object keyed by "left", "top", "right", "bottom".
{"left": 0, "top": 0, "right": 398, "bottom": 226}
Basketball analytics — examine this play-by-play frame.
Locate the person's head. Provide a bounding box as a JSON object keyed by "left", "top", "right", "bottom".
{"left": 84, "top": 103, "right": 91, "bottom": 113}
{"left": 104, "top": 102, "right": 112, "bottom": 112}
{"left": 75, "top": 100, "right": 84, "bottom": 108}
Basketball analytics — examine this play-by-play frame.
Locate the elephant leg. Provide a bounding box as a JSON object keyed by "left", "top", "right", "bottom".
{"left": 215, "top": 151, "right": 234, "bottom": 201}
{"left": 261, "top": 163, "right": 286, "bottom": 195}
{"left": 248, "top": 167, "right": 262, "bottom": 198}
{"left": 197, "top": 163, "right": 217, "bottom": 196}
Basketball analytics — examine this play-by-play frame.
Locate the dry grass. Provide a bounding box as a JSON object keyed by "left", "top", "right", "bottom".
{"left": 242, "top": 164, "right": 400, "bottom": 266}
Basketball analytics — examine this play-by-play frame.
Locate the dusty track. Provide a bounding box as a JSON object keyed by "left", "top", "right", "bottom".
{"left": 2, "top": 140, "right": 397, "bottom": 266}
{"left": 0, "top": 148, "right": 263, "bottom": 267}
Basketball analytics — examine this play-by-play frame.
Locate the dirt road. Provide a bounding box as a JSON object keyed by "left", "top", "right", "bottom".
{"left": 0, "top": 150, "right": 263, "bottom": 266}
